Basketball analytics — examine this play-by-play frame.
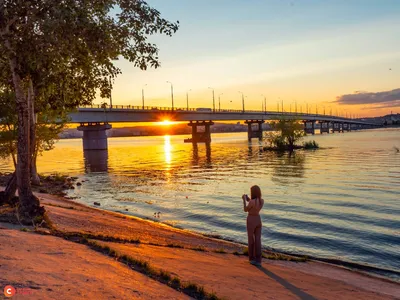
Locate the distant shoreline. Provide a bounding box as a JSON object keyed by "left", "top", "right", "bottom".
{"left": 59, "top": 125, "right": 400, "bottom": 140}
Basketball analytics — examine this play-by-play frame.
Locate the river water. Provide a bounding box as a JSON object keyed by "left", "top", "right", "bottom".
{"left": 1, "top": 128, "right": 399, "bottom": 279}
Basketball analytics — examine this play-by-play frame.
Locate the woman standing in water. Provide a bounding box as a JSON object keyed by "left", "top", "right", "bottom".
{"left": 242, "top": 185, "right": 264, "bottom": 266}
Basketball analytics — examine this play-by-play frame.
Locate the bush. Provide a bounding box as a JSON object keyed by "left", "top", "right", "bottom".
{"left": 303, "top": 140, "right": 319, "bottom": 149}
{"left": 264, "top": 119, "right": 305, "bottom": 151}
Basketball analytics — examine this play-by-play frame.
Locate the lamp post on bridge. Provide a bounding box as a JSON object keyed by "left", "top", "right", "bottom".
{"left": 166, "top": 81, "right": 174, "bottom": 110}
{"left": 186, "top": 89, "right": 191, "bottom": 110}
{"left": 261, "top": 94, "right": 267, "bottom": 113}
{"left": 109, "top": 77, "right": 113, "bottom": 109}
{"left": 238, "top": 91, "right": 245, "bottom": 112}
{"left": 290, "top": 100, "right": 296, "bottom": 113}
{"left": 279, "top": 98, "right": 284, "bottom": 113}
{"left": 218, "top": 93, "right": 223, "bottom": 111}
{"left": 142, "top": 84, "right": 147, "bottom": 110}
{"left": 208, "top": 87, "right": 215, "bottom": 112}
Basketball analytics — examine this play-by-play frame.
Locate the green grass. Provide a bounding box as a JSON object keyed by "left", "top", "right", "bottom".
{"left": 167, "top": 243, "right": 184, "bottom": 249}
{"left": 213, "top": 248, "right": 227, "bottom": 254}
{"left": 191, "top": 246, "right": 206, "bottom": 252}
{"left": 88, "top": 240, "right": 156, "bottom": 274}
{"left": 30, "top": 213, "right": 224, "bottom": 299}
{"left": 240, "top": 247, "right": 306, "bottom": 262}
{"left": 45, "top": 203, "right": 75, "bottom": 210}
{"left": 42, "top": 212, "right": 56, "bottom": 230}
{"left": 262, "top": 252, "right": 308, "bottom": 262}
{"left": 183, "top": 282, "right": 206, "bottom": 298}
{"left": 159, "top": 270, "right": 172, "bottom": 281}
{"left": 59, "top": 231, "right": 141, "bottom": 245}
{"left": 85, "top": 240, "right": 222, "bottom": 299}
{"left": 19, "top": 227, "right": 29, "bottom": 232}
{"left": 208, "top": 292, "right": 220, "bottom": 300}
{"left": 171, "top": 276, "right": 181, "bottom": 286}
{"left": 204, "top": 233, "right": 222, "bottom": 239}
{"left": 50, "top": 173, "right": 68, "bottom": 182}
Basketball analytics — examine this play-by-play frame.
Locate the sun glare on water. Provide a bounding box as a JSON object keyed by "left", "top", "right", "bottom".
{"left": 160, "top": 120, "right": 173, "bottom": 126}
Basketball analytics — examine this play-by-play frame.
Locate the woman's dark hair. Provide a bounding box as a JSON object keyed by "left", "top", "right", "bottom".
{"left": 251, "top": 185, "right": 262, "bottom": 200}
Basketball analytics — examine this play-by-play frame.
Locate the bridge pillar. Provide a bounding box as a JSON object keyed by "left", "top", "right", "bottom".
{"left": 332, "top": 122, "right": 344, "bottom": 133}
{"left": 245, "top": 120, "right": 265, "bottom": 141}
{"left": 343, "top": 123, "right": 351, "bottom": 132}
{"left": 303, "top": 120, "right": 315, "bottom": 135}
{"left": 77, "top": 123, "right": 112, "bottom": 150}
{"left": 186, "top": 121, "right": 214, "bottom": 143}
{"left": 332, "top": 122, "right": 337, "bottom": 133}
{"left": 320, "top": 121, "right": 330, "bottom": 134}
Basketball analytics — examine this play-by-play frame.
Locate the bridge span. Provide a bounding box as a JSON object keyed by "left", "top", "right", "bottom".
{"left": 69, "top": 105, "right": 380, "bottom": 150}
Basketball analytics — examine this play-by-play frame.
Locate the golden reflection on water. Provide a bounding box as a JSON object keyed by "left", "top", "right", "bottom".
{"left": 163, "top": 135, "right": 173, "bottom": 183}
{"left": 164, "top": 135, "right": 172, "bottom": 166}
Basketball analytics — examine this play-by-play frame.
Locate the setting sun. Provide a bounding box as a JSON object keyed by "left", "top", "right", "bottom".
{"left": 159, "top": 120, "right": 179, "bottom": 126}
{"left": 161, "top": 120, "right": 172, "bottom": 125}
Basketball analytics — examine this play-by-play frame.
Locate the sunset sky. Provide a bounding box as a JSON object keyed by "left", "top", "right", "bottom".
{"left": 104, "top": 0, "right": 400, "bottom": 117}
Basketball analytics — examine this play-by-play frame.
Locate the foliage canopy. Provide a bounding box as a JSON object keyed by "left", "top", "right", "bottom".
{"left": 265, "top": 119, "right": 306, "bottom": 151}
{"left": 0, "top": 0, "right": 179, "bottom": 219}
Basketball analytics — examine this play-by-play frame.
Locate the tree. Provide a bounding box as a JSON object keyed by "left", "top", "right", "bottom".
{"left": 0, "top": 87, "right": 18, "bottom": 205}
{"left": 265, "top": 119, "right": 306, "bottom": 151}
{"left": 0, "top": 85, "right": 68, "bottom": 184}
{"left": 31, "top": 108, "right": 68, "bottom": 185}
{"left": 0, "top": 0, "right": 179, "bottom": 222}
{"left": 0, "top": 88, "right": 17, "bottom": 168}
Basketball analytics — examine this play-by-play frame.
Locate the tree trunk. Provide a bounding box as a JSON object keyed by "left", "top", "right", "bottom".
{"left": 31, "top": 151, "right": 40, "bottom": 186}
{"left": 11, "top": 152, "right": 17, "bottom": 169}
{"left": 29, "top": 80, "right": 40, "bottom": 186}
{"left": 5, "top": 125, "right": 17, "bottom": 168}
{"left": 0, "top": 172, "right": 18, "bottom": 206}
{"left": 8, "top": 57, "right": 42, "bottom": 222}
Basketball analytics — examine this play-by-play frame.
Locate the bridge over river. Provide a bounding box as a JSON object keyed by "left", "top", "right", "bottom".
{"left": 68, "top": 105, "right": 380, "bottom": 150}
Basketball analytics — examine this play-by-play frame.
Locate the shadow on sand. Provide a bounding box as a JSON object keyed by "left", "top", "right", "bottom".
{"left": 256, "top": 265, "right": 318, "bottom": 300}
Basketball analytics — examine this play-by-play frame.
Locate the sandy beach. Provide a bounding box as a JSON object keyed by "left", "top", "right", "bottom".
{"left": 1, "top": 190, "right": 399, "bottom": 299}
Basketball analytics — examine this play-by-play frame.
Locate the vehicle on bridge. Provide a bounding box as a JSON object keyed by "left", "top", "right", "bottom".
{"left": 196, "top": 108, "right": 212, "bottom": 112}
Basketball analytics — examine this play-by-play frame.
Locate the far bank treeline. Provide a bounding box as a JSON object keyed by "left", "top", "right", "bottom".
{"left": 0, "top": 0, "right": 179, "bottom": 223}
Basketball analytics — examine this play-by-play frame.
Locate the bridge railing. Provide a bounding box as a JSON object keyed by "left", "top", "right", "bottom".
{"left": 78, "top": 105, "right": 363, "bottom": 121}
{"left": 80, "top": 104, "right": 200, "bottom": 111}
